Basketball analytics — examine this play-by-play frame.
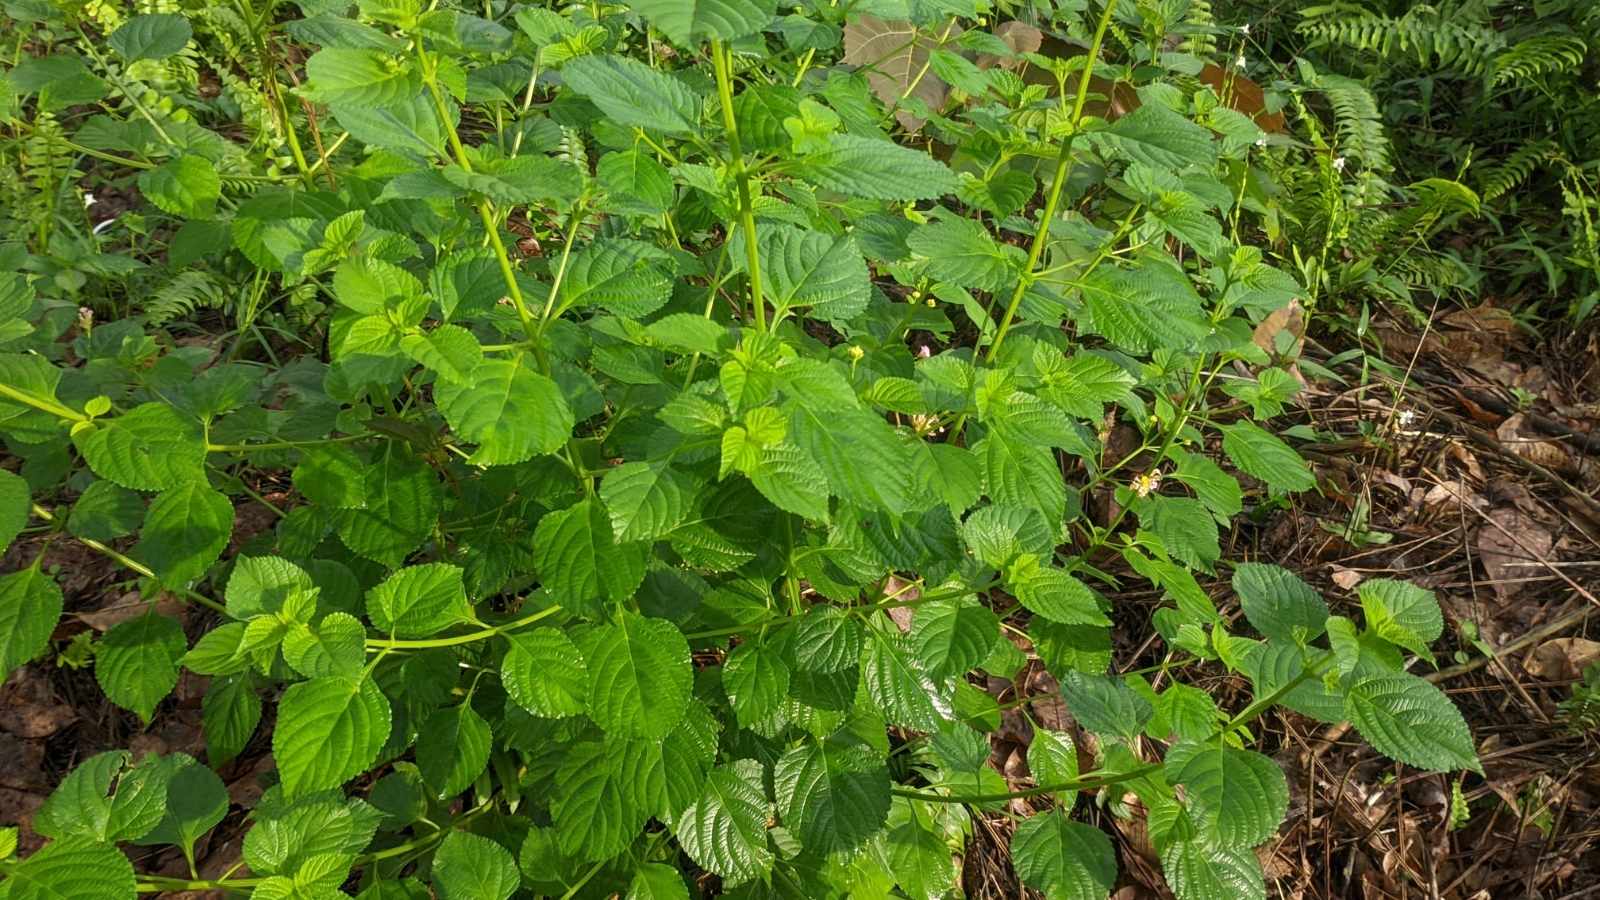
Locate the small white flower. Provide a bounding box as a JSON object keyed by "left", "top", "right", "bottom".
{"left": 1132, "top": 471, "right": 1163, "bottom": 499}
{"left": 1241, "top": 23, "right": 1251, "bottom": 35}
{"left": 1235, "top": 55, "right": 1246, "bottom": 68}
{"left": 82, "top": 193, "right": 96, "bottom": 209}
{"left": 1255, "top": 138, "right": 1268, "bottom": 147}
{"left": 1398, "top": 409, "right": 1415, "bottom": 427}
{"left": 1332, "top": 156, "right": 1347, "bottom": 171}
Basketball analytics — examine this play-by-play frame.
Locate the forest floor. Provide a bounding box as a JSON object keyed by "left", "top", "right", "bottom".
{"left": 2, "top": 298, "right": 1599, "bottom": 900}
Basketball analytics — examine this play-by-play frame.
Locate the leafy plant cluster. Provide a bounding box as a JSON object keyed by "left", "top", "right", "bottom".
{"left": 1260, "top": 0, "right": 1600, "bottom": 324}
{"left": 0, "top": 0, "right": 1480, "bottom": 898}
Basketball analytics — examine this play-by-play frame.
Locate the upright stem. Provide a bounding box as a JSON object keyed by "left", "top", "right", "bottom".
{"left": 984, "top": 0, "right": 1119, "bottom": 364}
{"left": 711, "top": 40, "right": 766, "bottom": 332}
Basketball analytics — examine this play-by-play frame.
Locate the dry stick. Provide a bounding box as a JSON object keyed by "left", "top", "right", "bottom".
{"left": 1426, "top": 597, "right": 1593, "bottom": 684}
{"left": 1405, "top": 391, "right": 1600, "bottom": 521}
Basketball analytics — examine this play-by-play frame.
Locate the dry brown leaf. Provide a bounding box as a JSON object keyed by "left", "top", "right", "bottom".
{"left": 0, "top": 705, "right": 76, "bottom": 740}
{"left": 76, "top": 591, "right": 185, "bottom": 631}
{"left": 842, "top": 16, "right": 963, "bottom": 132}
{"left": 1253, "top": 299, "right": 1305, "bottom": 360}
{"left": 1524, "top": 637, "right": 1600, "bottom": 681}
{"left": 976, "top": 21, "right": 1041, "bottom": 70}
{"left": 1476, "top": 507, "right": 1553, "bottom": 601}
{"left": 1330, "top": 565, "right": 1365, "bottom": 590}
{"left": 1496, "top": 413, "right": 1579, "bottom": 474}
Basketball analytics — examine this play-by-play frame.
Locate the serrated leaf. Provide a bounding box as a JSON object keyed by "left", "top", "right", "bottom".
{"left": 292, "top": 444, "right": 368, "bottom": 509}
{"left": 298, "top": 48, "right": 423, "bottom": 107}
{"left": 139, "top": 482, "right": 233, "bottom": 589}
{"left": 1056, "top": 671, "right": 1152, "bottom": 739}
{"left": 1011, "top": 562, "right": 1110, "bottom": 626}
{"left": 1219, "top": 421, "right": 1316, "bottom": 492}
{"left": 108, "top": 13, "right": 191, "bottom": 62}
{"left": 756, "top": 225, "right": 871, "bottom": 322}
{"left": 790, "top": 405, "right": 914, "bottom": 515}
{"left": 581, "top": 611, "right": 692, "bottom": 740}
{"left": 273, "top": 676, "right": 392, "bottom": 801}
{"left": 629, "top": 0, "right": 775, "bottom": 44}
{"left": 799, "top": 134, "right": 960, "bottom": 200}
{"left": 560, "top": 239, "right": 674, "bottom": 318}
{"left": 863, "top": 630, "right": 951, "bottom": 730}
{"left": 1165, "top": 743, "right": 1288, "bottom": 848}
{"left": 1172, "top": 450, "right": 1242, "bottom": 518}
{"left": 551, "top": 739, "right": 653, "bottom": 860}
{"left": 283, "top": 613, "right": 366, "bottom": 681}
{"left": 1137, "top": 494, "right": 1219, "bottom": 573}
{"left": 1011, "top": 809, "right": 1117, "bottom": 900}
{"left": 96, "top": 612, "right": 186, "bottom": 722}
{"left": 1358, "top": 579, "right": 1443, "bottom": 661}
{"left": 601, "top": 460, "right": 691, "bottom": 542}
{"left": 4, "top": 837, "right": 136, "bottom": 900}
{"left": 135, "top": 759, "right": 228, "bottom": 864}
{"left": 501, "top": 628, "right": 586, "bottom": 720}
{"left": 441, "top": 156, "right": 584, "bottom": 206}
{"left": 1344, "top": 673, "right": 1480, "bottom": 772}
{"left": 416, "top": 703, "right": 492, "bottom": 800}
{"left": 74, "top": 403, "right": 205, "bottom": 491}
{"left": 748, "top": 442, "right": 832, "bottom": 520}
{"left": 66, "top": 480, "right": 144, "bottom": 542}
{"left": 1099, "top": 104, "right": 1220, "bottom": 170}
{"left": 201, "top": 673, "right": 261, "bottom": 765}
{"left": 1028, "top": 727, "right": 1079, "bottom": 802}
{"left": 907, "top": 218, "right": 1017, "bottom": 293}
{"left": 532, "top": 498, "right": 647, "bottom": 610}
{"left": 432, "top": 831, "right": 519, "bottom": 900}
{"left": 0, "top": 563, "right": 62, "bottom": 680}
{"left": 774, "top": 738, "right": 890, "bottom": 854}
{"left": 722, "top": 639, "right": 790, "bottom": 728}
{"left": 137, "top": 156, "right": 220, "bottom": 220}
{"left": 675, "top": 761, "right": 773, "bottom": 884}
{"left": 561, "top": 55, "right": 701, "bottom": 136}
{"left": 436, "top": 356, "right": 574, "bottom": 466}
{"left": 334, "top": 452, "right": 442, "bottom": 568}
{"left": 1232, "top": 563, "right": 1327, "bottom": 645}
{"left": 1078, "top": 265, "right": 1210, "bottom": 354}
{"left": 790, "top": 604, "right": 863, "bottom": 673}
{"left": 401, "top": 324, "right": 482, "bottom": 385}
{"left": 908, "top": 598, "right": 998, "bottom": 679}
{"left": 365, "top": 563, "right": 472, "bottom": 638}
{"left": 1034, "top": 348, "right": 1136, "bottom": 420}
{"left": 1160, "top": 837, "right": 1265, "bottom": 900}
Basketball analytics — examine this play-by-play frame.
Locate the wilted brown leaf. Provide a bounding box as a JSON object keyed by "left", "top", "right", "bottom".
{"left": 1525, "top": 637, "right": 1600, "bottom": 681}
{"left": 76, "top": 591, "right": 185, "bottom": 632}
{"left": 843, "top": 16, "right": 963, "bottom": 131}
{"left": 1476, "top": 506, "right": 1553, "bottom": 601}
{"left": 1497, "top": 413, "right": 1579, "bottom": 474}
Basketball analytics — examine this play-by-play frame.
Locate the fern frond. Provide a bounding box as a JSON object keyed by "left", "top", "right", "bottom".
{"left": 1297, "top": 2, "right": 1505, "bottom": 75}
{"left": 1476, "top": 139, "right": 1559, "bottom": 201}
{"left": 1493, "top": 35, "right": 1588, "bottom": 84}
{"left": 144, "top": 271, "right": 231, "bottom": 325}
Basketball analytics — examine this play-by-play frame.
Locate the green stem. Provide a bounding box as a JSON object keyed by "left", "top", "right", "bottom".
{"left": 711, "top": 39, "right": 766, "bottom": 332}
{"left": 365, "top": 603, "right": 563, "bottom": 651}
{"left": 984, "top": 0, "right": 1119, "bottom": 365}
{"left": 894, "top": 762, "right": 1161, "bottom": 805}
{"left": 30, "top": 504, "right": 231, "bottom": 618}
{"left": 0, "top": 382, "right": 85, "bottom": 422}
{"left": 206, "top": 432, "right": 374, "bottom": 453}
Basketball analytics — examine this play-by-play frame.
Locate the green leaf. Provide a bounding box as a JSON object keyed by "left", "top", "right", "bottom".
{"left": 35, "top": 750, "right": 174, "bottom": 843}
{"left": 273, "top": 675, "right": 392, "bottom": 801}
{"left": 1078, "top": 265, "right": 1210, "bottom": 354}
{"left": 74, "top": 403, "right": 206, "bottom": 491}
{"left": 108, "top": 13, "right": 192, "bottom": 62}
{"left": 283, "top": 613, "right": 366, "bottom": 681}
{"left": 66, "top": 480, "right": 145, "bottom": 542}
{"left": 756, "top": 225, "right": 872, "bottom": 322}
{"left": 1056, "top": 671, "right": 1152, "bottom": 739}
{"left": 561, "top": 55, "right": 702, "bottom": 136}
{"left": 0, "top": 470, "right": 26, "bottom": 556}
{"left": 721, "top": 639, "right": 790, "bottom": 728}
{"left": 201, "top": 673, "right": 261, "bottom": 765}
{"left": 136, "top": 759, "right": 229, "bottom": 864}
{"left": 1032, "top": 347, "right": 1137, "bottom": 420}
{"left": 365, "top": 562, "right": 472, "bottom": 638}
{"left": 435, "top": 356, "right": 574, "bottom": 466}
{"left": 790, "top": 604, "right": 863, "bottom": 673}
{"left": 225, "top": 556, "right": 317, "bottom": 618}
{"left": 139, "top": 482, "right": 233, "bottom": 589}
{"left": 551, "top": 739, "right": 652, "bottom": 860}
{"left": 799, "top": 134, "right": 961, "bottom": 200}
{"left": 1011, "top": 561, "right": 1111, "bottom": 626}
{"left": 334, "top": 452, "right": 442, "bottom": 568}
{"left": 674, "top": 760, "right": 773, "bottom": 884}
{"left": 137, "top": 156, "right": 220, "bottom": 220}
{"left": 1099, "top": 104, "right": 1220, "bottom": 170}
{"left": 580, "top": 610, "right": 692, "bottom": 740}
{"left": 774, "top": 738, "right": 891, "bottom": 854}
{"left": 298, "top": 48, "right": 423, "bottom": 108}
{"left": 748, "top": 442, "right": 832, "bottom": 521}
{"left": 292, "top": 444, "right": 368, "bottom": 509}
{"left": 1011, "top": 809, "right": 1117, "bottom": 900}
{"left": 1137, "top": 495, "right": 1219, "bottom": 573}
{"left": 1171, "top": 450, "right": 1242, "bottom": 518}
{"left": 888, "top": 819, "right": 957, "bottom": 900}
{"left": 907, "top": 218, "right": 1018, "bottom": 293}
{"left": 502, "top": 627, "right": 588, "bottom": 718}
{"left": 0, "top": 563, "right": 62, "bottom": 679}
{"left": 401, "top": 324, "right": 483, "bottom": 385}
{"left": 1032, "top": 619, "right": 1113, "bottom": 676}
{"left": 442, "top": 155, "right": 584, "bottom": 206}
{"left": 908, "top": 598, "right": 999, "bottom": 679}
{"left": 1358, "top": 579, "right": 1443, "bottom": 661}
{"left": 977, "top": 431, "right": 1067, "bottom": 525}
{"left": 598, "top": 150, "right": 675, "bottom": 216}
{"left": 1028, "top": 727, "right": 1080, "bottom": 802}
{"left": 1164, "top": 744, "right": 1288, "bottom": 848}
{"left": 629, "top": 0, "right": 775, "bottom": 45}
{"left": 4, "top": 837, "right": 136, "bottom": 900}
{"left": 790, "top": 405, "right": 914, "bottom": 515}
{"left": 532, "top": 499, "right": 647, "bottom": 610}
{"left": 601, "top": 461, "right": 692, "bottom": 542}
{"left": 628, "top": 862, "right": 688, "bottom": 900}
{"left": 863, "top": 630, "right": 950, "bottom": 730}
{"left": 1344, "top": 672, "right": 1480, "bottom": 772}
{"left": 1160, "top": 837, "right": 1264, "bottom": 900}
{"left": 560, "top": 239, "right": 675, "bottom": 318}
{"left": 333, "top": 256, "right": 425, "bottom": 316}
{"left": 416, "top": 702, "right": 492, "bottom": 800}
{"left": 1232, "top": 563, "right": 1327, "bottom": 645}
{"left": 1219, "top": 421, "right": 1316, "bottom": 492}
{"left": 96, "top": 612, "right": 186, "bottom": 722}
{"left": 432, "top": 831, "right": 519, "bottom": 900}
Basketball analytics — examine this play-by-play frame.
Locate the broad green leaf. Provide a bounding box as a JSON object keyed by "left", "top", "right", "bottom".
{"left": 1172, "top": 450, "right": 1243, "bottom": 518}
{"left": 502, "top": 627, "right": 588, "bottom": 718}
{"left": 628, "top": 862, "right": 689, "bottom": 900}
{"left": 0, "top": 563, "right": 62, "bottom": 679}
{"left": 298, "top": 48, "right": 423, "bottom": 108}
{"left": 74, "top": 403, "right": 205, "bottom": 491}
{"left": 863, "top": 631, "right": 951, "bottom": 730}
{"left": 531, "top": 499, "right": 648, "bottom": 610}
{"left": 108, "top": 13, "right": 192, "bottom": 61}
{"left": 436, "top": 356, "right": 574, "bottom": 466}
{"left": 1033, "top": 347, "right": 1137, "bottom": 420}
{"left": 400, "top": 324, "right": 482, "bottom": 385}
{"left": 441, "top": 156, "right": 584, "bottom": 206}
{"left": 225, "top": 555, "right": 316, "bottom": 618}
{"left": 907, "top": 218, "right": 1018, "bottom": 292}
{"left": 4, "top": 837, "right": 136, "bottom": 900}
{"left": 1219, "top": 421, "right": 1316, "bottom": 492}
{"left": 333, "top": 255, "right": 425, "bottom": 316}
{"left": 334, "top": 452, "right": 443, "bottom": 568}
{"left": 559, "top": 239, "right": 675, "bottom": 318}
{"left": 329, "top": 92, "right": 449, "bottom": 155}
{"left": 598, "top": 150, "right": 674, "bottom": 215}
{"left": 96, "top": 612, "right": 186, "bottom": 722}
{"left": 273, "top": 676, "right": 392, "bottom": 800}
{"left": 1232, "top": 563, "right": 1327, "bottom": 645}
{"left": 721, "top": 639, "right": 790, "bottom": 728}
{"left": 1031, "top": 619, "right": 1113, "bottom": 676}
{"left": 749, "top": 442, "right": 832, "bottom": 521}
{"left": 1160, "top": 837, "right": 1265, "bottom": 900}
{"left": 674, "top": 760, "right": 773, "bottom": 884}
{"left": 561, "top": 55, "right": 702, "bottom": 136}
{"left": 757, "top": 225, "right": 872, "bottom": 321}
{"left": 137, "top": 156, "right": 220, "bottom": 220}
{"left": 580, "top": 610, "right": 692, "bottom": 740}
{"left": 790, "top": 405, "right": 914, "bottom": 515}
{"left": 908, "top": 598, "right": 999, "bottom": 679}
{"left": 292, "top": 444, "right": 368, "bottom": 509}
{"left": 1098, "top": 104, "right": 1220, "bottom": 170}
{"left": 1358, "top": 579, "right": 1443, "bottom": 660}
{"left": 1344, "top": 673, "right": 1480, "bottom": 772}
{"left": 1077, "top": 265, "right": 1210, "bottom": 354}
{"left": 416, "top": 703, "right": 492, "bottom": 800}
{"left": 773, "top": 738, "right": 891, "bottom": 854}
{"left": 977, "top": 431, "right": 1067, "bottom": 524}
{"left": 921, "top": 443, "right": 982, "bottom": 515}
{"left": 365, "top": 562, "right": 472, "bottom": 638}
{"left": 601, "top": 460, "right": 691, "bottom": 542}
{"left": 629, "top": 0, "right": 775, "bottom": 44}
{"left": 66, "top": 480, "right": 145, "bottom": 542}
{"left": 242, "top": 790, "right": 383, "bottom": 877}
{"left": 888, "top": 819, "right": 957, "bottom": 900}
{"left": 1011, "top": 561, "right": 1110, "bottom": 626}
{"left": 799, "top": 134, "right": 961, "bottom": 200}
{"left": 1011, "top": 809, "right": 1117, "bottom": 900}
{"left": 282, "top": 613, "right": 366, "bottom": 681}
{"left": 790, "top": 604, "right": 863, "bottom": 673}
{"left": 201, "top": 673, "right": 261, "bottom": 765}
{"left": 1136, "top": 494, "right": 1219, "bottom": 573}
{"left": 1028, "top": 727, "right": 1079, "bottom": 802}
{"left": 135, "top": 759, "right": 228, "bottom": 865}
{"left": 551, "top": 739, "right": 653, "bottom": 860}
{"left": 139, "top": 482, "right": 233, "bottom": 588}
{"left": 432, "top": 831, "right": 519, "bottom": 900}
{"left": 1056, "top": 671, "right": 1152, "bottom": 739}
{"left": 1164, "top": 743, "right": 1288, "bottom": 848}
{"left": 0, "top": 469, "right": 28, "bottom": 555}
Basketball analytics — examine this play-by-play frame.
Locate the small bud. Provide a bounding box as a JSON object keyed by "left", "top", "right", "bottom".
{"left": 846, "top": 345, "right": 865, "bottom": 361}
{"left": 916, "top": 346, "right": 932, "bottom": 359}
{"left": 77, "top": 307, "right": 93, "bottom": 331}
